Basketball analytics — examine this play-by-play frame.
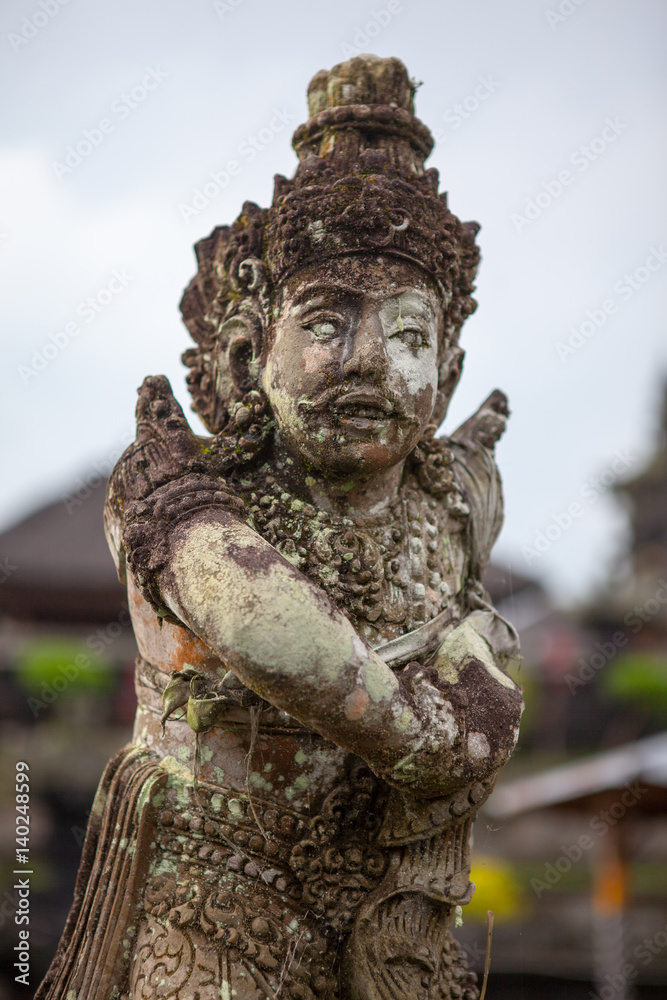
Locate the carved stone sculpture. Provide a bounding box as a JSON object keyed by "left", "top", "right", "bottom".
{"left": 37, "top": 55, "right": 523, "bottom": 1000}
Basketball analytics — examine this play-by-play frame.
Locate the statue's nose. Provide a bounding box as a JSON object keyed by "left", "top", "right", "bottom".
{"left": 342, "top": 304, "right": 389, "bottom": 380}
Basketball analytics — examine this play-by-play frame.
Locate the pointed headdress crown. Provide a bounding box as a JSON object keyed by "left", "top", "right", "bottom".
{"left": 181, "top": 55, "right": 480, "bottom": 433}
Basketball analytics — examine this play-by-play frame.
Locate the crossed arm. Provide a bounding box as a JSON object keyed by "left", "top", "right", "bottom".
{"left": 158, "top": 507, "right": 523, "bottom": 799}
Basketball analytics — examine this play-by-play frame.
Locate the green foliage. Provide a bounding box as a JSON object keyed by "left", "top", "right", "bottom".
{"left": 601, "top": 653, "right": 667, "bottom": 713}
{"left": 14, "top": 638, "right": 113, "bottom": 695}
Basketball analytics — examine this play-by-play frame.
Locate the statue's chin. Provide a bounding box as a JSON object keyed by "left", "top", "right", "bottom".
{"left": 271, "top": 402, "right": 426, "bottom": 484}
{"left": 290, "top": 438, "right": 415, "bottom": 485}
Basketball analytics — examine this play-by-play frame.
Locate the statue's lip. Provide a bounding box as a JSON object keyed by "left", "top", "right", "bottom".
{"left": 333, "top": 391, "right": 394, "bottom": 416}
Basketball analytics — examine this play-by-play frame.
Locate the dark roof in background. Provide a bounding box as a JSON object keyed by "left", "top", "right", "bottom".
{"left": 0, "top": 482, "right": 123, "bottom": 622}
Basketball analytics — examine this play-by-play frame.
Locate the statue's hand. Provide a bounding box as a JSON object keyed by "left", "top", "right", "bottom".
{"left": 133, "top": 374, "right": 206, "bottom": 482}
{"left": 452, "top": 389, "right": 509, "bottom": 450}
{"left": 106, "top": 375, "right": 238, "bottom": 606}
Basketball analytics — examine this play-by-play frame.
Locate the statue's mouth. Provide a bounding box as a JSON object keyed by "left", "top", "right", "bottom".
{"left": 332, "top": 391, "right": 394, "bottom": 422}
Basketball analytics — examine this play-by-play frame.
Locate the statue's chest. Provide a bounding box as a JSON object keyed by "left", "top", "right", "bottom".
{"left": 238, "top": 479, "right": 470, "bottom": 645}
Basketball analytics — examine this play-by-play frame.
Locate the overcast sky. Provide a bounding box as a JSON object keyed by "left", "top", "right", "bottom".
{"left": 1, "top": 0, "right": 666, "bottom": 606}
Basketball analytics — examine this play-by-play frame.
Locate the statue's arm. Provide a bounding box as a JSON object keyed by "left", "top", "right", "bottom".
{"left": 107, "top": 376, "right": 522, "bottom": 797}
{"left": 157, "top": 506, "right": 523, "bottom": 799}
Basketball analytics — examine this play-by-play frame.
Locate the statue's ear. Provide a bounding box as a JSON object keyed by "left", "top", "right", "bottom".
{"left": 431, "top": 345, "right": 465, "bottom": 428}
{"left": 220, "top": 316, "right": 262, "bottom": 397}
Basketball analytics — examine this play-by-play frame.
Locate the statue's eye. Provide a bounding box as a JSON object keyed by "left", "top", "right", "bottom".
{"left": 391, "top": 323, "right": 429, "bottom": 348}
{"left": 303, "top": 314, "right": 341, "bottom": 340}
{"left": 312, "top": 321, "right": 337, "bottom": 338}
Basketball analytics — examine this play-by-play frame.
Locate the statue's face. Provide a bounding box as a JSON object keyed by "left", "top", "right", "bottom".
{"left": 261, "top": 255, "right": 443, "bottom": 481}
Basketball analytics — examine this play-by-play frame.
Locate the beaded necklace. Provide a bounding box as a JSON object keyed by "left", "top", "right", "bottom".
{"left": 230, "top": 464, "right": 471, "bottom": 646}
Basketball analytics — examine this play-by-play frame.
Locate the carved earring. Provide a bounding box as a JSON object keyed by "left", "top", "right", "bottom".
{"left": 228, "top": 333, "right": 258, "bottom": 396}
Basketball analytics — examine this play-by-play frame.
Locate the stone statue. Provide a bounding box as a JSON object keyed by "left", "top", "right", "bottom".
{"left": 37, "top": 55, "right": 523, "bottom": 1000}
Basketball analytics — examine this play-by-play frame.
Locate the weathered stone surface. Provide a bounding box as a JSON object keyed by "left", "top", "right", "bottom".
{"left": 37, "top": 55, "right": 523, "bottom": 1000}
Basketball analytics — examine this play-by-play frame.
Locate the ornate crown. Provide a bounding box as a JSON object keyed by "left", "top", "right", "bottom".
{"left": 180, "top": 55, "right": 480, "bottom": 434}
{"left": 265, "top": 56, "right": 479, "bottom": 289}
